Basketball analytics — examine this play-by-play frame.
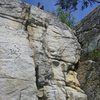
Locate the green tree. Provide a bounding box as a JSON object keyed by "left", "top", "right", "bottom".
{"left": 56, "top": 7, "right": 75, "bottom": 27}
{"left": 56, "top": 0, "right": 100, "bottom": 11}
{"left": 55, "top": 0, "right": 100, "bottom": 28}
{"left": 88, "top": 48, "right": 100, "bottom": 60}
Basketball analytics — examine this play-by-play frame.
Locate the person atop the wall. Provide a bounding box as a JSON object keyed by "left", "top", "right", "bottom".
{"left": 37, "top": 2, "right": 44, "bottom": 10}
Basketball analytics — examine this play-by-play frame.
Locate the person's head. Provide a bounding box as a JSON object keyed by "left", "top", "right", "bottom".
{"left": 37, "top": 2, "right": 41, "bottom": 7}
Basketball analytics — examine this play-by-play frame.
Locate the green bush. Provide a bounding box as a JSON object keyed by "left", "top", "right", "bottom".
{"left": 56, "top": 7, "right": 75, "bottom": 28}
{"left": 88, "top": 49, "right": 100, "bottom": 60}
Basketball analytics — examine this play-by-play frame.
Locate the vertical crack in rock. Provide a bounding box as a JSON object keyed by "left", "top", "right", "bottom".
{"left": 21, "top": 3, "right": 31, "bottom": 31}
{"left": 20, "top": 3, "right": 40, "bottom": 100}
{"left": 22, "top": 4, "right": 46, "bottom": 100}
{"left": 35, "top": 65, "right": 40, "bottom": 89}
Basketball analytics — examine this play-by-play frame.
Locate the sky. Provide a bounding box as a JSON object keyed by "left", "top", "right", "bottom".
{"left": 24, "top": 0, "right": 100, "bottom": 24}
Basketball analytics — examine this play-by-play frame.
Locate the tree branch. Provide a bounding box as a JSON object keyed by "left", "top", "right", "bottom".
{"left": 95, "top": 0, "right": 100, "bottom": 3}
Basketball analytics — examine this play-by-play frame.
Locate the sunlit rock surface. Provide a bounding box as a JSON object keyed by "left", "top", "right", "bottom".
{"left": 0, "top": 0, "right": 87, "bottom": 100}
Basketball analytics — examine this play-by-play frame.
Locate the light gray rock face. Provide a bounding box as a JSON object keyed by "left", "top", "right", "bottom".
{"left": 0, "top": 1, "right": 38, "bottom": 100}
{"left": 0, "top": 0, "right": 22, "bottom": 17}
{"left": 0, "top": 0, "right": 87, "bottom": 100}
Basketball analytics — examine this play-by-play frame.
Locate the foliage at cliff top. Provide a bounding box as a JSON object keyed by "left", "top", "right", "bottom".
{"left": 56, "top": 7, "right": 75, "bottom": 28}
{"left": 56, "top": 0, "right": 100, "bottom": 11}
{"left": 88, "top": 48, "right": 100, "bottom": 61}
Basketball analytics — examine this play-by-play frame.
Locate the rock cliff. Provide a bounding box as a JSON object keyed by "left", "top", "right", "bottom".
{"left": 75, "top": 6, "right": 100, "bottom": 60}
{"left": 0, "top": 0, "right": 87, "bottom": 100}
{"left": 76, "top": 6, "right": 100, "bottom": 100}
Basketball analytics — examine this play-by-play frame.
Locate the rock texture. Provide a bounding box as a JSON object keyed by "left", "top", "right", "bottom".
{"left": 76, "top": 6, "right": 100, "bottom": 100}
{"left": 0, "top": 0, "right": 87, "bottom": 100}
{"left": 75, "top": 6, "right": 100, "bottom": 60}
{"left": 0, "top": 0, "right": 38, "bottom": 100}
{"left": 77, "top": 60, "right": 100, "bottom": 100}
